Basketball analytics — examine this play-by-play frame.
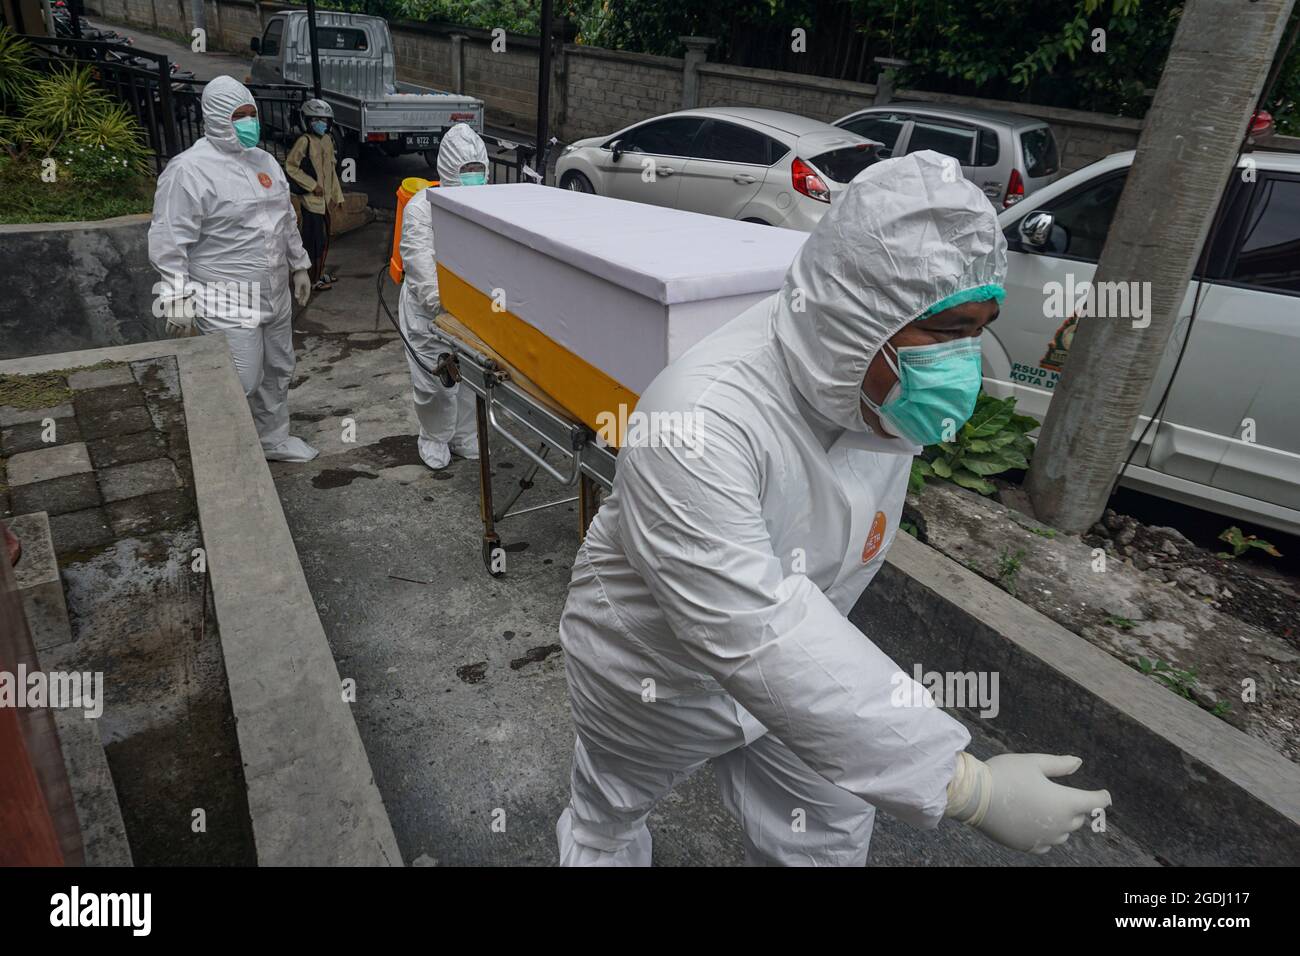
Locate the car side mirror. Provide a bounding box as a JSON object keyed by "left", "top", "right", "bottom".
{"left": 1019, "top": 211, "right": 1054, "bottom": 249}
{"left": 250, "top": 36, "right": 260, "bottom": 53}
{"left": 610, "top": 139, "right": 623, "bottom": 162}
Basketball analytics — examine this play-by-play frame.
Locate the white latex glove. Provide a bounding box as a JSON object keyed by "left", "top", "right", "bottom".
{"left": 292, "top": 269, "right": 311, "bottom": 306}
{"left": 945, "top": 751, "right": 1112, "bottom": 854}
{"left": 162, "top": 296, "right": 195, "bottom": 338}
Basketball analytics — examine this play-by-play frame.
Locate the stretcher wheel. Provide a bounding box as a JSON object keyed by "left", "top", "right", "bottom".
{"left": 483, "top": 535, "right": 505, "bottom": 578}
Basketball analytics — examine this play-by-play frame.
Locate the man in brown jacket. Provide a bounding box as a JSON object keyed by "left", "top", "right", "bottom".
{"left": 287, "top": 99, "right": 345, "bottom": 291}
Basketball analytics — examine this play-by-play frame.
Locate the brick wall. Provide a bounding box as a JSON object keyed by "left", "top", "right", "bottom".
{"left": 563, "top": 47, "right": 682, "bottom": 142}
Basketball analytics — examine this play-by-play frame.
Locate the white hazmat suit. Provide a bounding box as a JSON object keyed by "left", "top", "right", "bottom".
{"left": 557, "top": 152, "right": 1010, "bottom": 865}
{"left": 149, "top": 75, "right": 318, "bottom": 462}
{"left": 397, "top": 124, "right": 489, "bottom": 469}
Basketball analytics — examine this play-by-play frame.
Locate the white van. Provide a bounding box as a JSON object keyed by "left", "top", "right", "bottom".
{"left": 987, "top": 149, "right": 1300, "bottom": 536}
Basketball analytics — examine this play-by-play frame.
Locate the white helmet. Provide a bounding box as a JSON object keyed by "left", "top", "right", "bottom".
{"left": 302, "top": 98, "right": 333, "bottom": 120}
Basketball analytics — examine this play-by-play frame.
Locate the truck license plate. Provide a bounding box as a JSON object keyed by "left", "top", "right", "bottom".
{"left": 405, "top": 134, "right": 435, "bottom": 150}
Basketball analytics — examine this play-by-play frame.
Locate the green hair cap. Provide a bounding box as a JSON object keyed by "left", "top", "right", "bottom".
{"left": 918, "top": 283, "right": 1006, "bottom": 321}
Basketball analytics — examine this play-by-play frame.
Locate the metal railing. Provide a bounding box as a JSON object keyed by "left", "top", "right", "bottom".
{"left": 20, "top": 34, "right": 308, "bottom": 172}
{"left": 480, "top": 133, "right": 537, "bottom": 185}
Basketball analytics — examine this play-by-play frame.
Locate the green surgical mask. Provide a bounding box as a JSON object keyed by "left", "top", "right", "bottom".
{"left": 460, "top": 170, "right": 487, "bottom": 186}
{"left": 862, "top": 338, "right": 983, "bottom": 446}
{"left": 233, "top": 116, "right": 260, "bottom": 148}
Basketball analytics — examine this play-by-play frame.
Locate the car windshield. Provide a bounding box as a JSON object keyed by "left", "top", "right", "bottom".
{"left": 1021, "top": 127, "right": 1060, "bottom": 178}
{"left": 810, "top": 144, "right": 881, "bottom": 183}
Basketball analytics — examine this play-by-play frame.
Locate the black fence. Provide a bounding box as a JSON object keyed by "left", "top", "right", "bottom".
{"left": 21, "top": 34, "right": 308, "bottom": 172}
{"left": 481, "top": 134, "right": 538, "bottom": 186}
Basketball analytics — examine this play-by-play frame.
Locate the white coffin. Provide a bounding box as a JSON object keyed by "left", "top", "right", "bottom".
{"left": 424, "top": 183, "right": 807, "bottom": 396}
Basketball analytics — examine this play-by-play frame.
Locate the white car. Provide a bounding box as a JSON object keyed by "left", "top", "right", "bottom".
{"left": 556, "top": 108, "right": 882, "bottom": 230}
{"left": 988, "top": 148, "right": 1300, "bottom": 536}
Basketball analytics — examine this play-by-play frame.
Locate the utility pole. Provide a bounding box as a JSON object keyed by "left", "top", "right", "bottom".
{"left": 534, "top": 0, "right": 554, "bottom": 180}
{"left": 1024, "top": 0, "right": 1297, "bottom": 533}
{"left": 305, "top": 0, "right": 323, "bottom": 98}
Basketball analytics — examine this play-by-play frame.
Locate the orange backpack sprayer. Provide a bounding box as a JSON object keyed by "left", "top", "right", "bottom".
{"left": 389, "top": 176, "right": 437, "bottom": 284}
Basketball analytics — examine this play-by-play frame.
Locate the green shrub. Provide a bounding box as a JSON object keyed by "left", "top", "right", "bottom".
{"left": 909, "top": 393, "right": 1039, "bottom": 496}
{"left": 0, "top": 153, "right": 152, "bottom": 224}
{"left": 0, "top": 30, "right": 154, "bottom": 221}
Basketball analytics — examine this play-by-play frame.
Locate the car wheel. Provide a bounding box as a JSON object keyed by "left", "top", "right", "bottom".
{"left": 424, "top": 146, "right": 441, "bottom": 171}
{"left": 561, "top": 171, "right": 595, "bottom": 194}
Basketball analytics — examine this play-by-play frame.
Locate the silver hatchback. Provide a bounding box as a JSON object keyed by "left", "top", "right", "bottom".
{"left": 833, "top": 102, "right": 1060, "bottom": 208}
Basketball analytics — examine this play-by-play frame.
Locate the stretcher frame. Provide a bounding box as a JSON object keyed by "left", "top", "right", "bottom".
{"left": 426, "top": 316, "right": 618, "bottom": 578}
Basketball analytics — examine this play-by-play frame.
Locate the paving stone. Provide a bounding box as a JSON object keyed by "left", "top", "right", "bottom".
{"left": 131, "top": 357, "right": 182, "bottom": 403}
{"left": 1, "top": 417, "right": 81, "bottom": 455}
{"left": 75, "top": 404, "right": 153, "bottom": 441}
{"left": 98, "top": 458, "right": 181, "bottom": 503}
{"left": 67, "top": 366, "right": 134, "bottom": 390}
{"left": 0, "top": 403, "right": 73, "bottom": 428}
{"left": 5, "top": 441, "right": 92, "bottom": 486}
{"left": 47, "top": 507, "right": 115, "bottom": 555}
{"left": 10, "top": 472, "right": 101, "bottom": 517}
{"left": 105, "top": 488, "right": 196, "bottom": 538}
{"left": 72, "top": 383, "right": 147, "bottom": 416}
{"left": 86, "top": 430, "right": 168, "bottom": 469}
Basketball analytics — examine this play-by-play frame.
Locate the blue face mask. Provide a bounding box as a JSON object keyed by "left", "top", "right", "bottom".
{"left": 233, "top": 116, "right": 260, "bottom": 148}
{"left": 459, "top": 170, "right": 487, "bottom": 186}
{"left": 862, "top": 338, "right": 983, "bottom": 446}
{"left": 311, "top": 120, "right": 328, "bottom": 136}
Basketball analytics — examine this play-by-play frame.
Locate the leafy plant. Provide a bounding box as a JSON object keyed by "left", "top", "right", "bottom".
{"left": 1029, "top": 526, "right": 1057, "bottom": 539}
{"left": 1216, "top": 526, "right": 1282, "bottom": 560}
{"left": 1105, "top": 615, "right": 1138, "bottom": 630}
{"left": 1135, "top": 656, "right": 1198, "bottom": 700}
{"left": 995, "top": 548, "right": 1025, "bottom": 594}
{"left": 0, "top": 27, "right": 37, "bottom": 107}
{"left": 909, "top": 393, "right": 1038, "bottom": 496}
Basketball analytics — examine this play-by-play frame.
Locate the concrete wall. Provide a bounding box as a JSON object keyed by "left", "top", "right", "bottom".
{"left": 0, "top": 215, "right": 163, "bottom": 362}
{"left": 854, "top": 532, "right": 1300, "bottom": 866}
{"left": 86, "top": 0, "right": 1162, "bottom": 173}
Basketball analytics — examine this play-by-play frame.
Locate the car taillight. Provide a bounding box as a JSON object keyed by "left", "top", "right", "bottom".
{"left": 450, "top": 112, "right": 476, "bottom": 122}
{"left": 366, "top": 132, "right": 387, "bottom": 142}
{"left": 792, "top": 157, "right": 831, "bottom": 203}
{"left": 1003, "top": 168, "right": 1025, "bottom": 208}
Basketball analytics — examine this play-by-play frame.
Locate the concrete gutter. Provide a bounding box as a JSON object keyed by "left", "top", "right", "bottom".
{"left": 852, "top": 532, "right": 1300, "bottom": 865}
{"left": 0, "top": 337, "right": 402, "bottom": 865}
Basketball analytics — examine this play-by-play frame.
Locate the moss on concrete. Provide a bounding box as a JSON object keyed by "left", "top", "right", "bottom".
{"left": 0, "top": 361, "right": 122, "bottom": 410}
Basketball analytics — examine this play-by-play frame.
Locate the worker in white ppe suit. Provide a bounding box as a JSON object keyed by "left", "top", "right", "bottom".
{"left": 397, "top": 123, "right": 488, "bottom": 469}
{"left": 556, "top": 150, "right": 1112, "bottom": 866}
{"left": 148, "top": 75, "right": 319, "bottom": 463}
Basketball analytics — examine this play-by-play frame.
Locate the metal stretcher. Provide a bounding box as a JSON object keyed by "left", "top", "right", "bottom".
{"left": 427, "top": 312, "right": 617, "bottom": 578}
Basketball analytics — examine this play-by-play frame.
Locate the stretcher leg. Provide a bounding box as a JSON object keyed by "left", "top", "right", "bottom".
{"left": 578, "top": 472, "right": 602, "bottom": 538}
{"left": 476, "top": 394, "right": 504, "bottom": 578}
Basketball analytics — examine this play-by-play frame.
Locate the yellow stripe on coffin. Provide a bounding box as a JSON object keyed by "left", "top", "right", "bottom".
{"left": 436, "top": 263, "right": 640, "bottom": 444}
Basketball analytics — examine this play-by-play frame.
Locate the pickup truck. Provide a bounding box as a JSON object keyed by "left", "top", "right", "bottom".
{"left": 249, "top": 9, "right": 485, "bottom": 168}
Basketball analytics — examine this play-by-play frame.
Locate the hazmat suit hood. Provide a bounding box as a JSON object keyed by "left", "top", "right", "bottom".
{"left": 202, "top": 75, "right": 257, "bottom": 154}
{"left": 772, "top": 149, "right": 1007, "bottom": 433}
{"left": 437, "top": 123, "right": 489, "bottom": 185}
